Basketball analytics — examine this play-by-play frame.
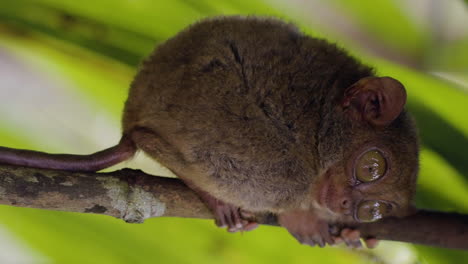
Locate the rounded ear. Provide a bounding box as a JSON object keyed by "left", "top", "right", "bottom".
{"left": 342, "top": 77, "right": 407, "bottom": 127}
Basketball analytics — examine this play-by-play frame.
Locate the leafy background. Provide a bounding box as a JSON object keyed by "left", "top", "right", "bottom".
{"left": 0, "top": 0, "right": 467, "bottom": 263}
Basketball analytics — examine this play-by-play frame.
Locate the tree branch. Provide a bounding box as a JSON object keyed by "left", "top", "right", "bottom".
{"left": 0, "top": 165, "right": 466, "bottom": 250}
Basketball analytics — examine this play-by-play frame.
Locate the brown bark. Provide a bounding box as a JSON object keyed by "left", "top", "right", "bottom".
{"left": 0, "top": 165, "right": 466, "bottom": 250}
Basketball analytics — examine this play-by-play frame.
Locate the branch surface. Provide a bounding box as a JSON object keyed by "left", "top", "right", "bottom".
{"left": 0, "top": 165, "right": 466, "bottom": 250}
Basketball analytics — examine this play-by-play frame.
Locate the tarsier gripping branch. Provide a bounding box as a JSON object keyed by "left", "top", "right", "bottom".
{"left": 0, "top": 16, "right": 419, "bottom": 248}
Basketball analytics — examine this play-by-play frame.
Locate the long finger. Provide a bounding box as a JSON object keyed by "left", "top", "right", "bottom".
{"left": 341, "top": 229, "right": 362, "bottom": 249}
{"left": 231, "top": 208, "right": 243, "bottom": 229}
{"left": 242, "top": 221, "right": 259, "bottom": 231}
{"left": 215, "top": 208, "right": 227, "bottom": 228}
{"left": 364, "top": 238, "right": 379, "bottom": 249}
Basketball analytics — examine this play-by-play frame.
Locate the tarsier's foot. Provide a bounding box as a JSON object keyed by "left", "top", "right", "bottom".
{"left": 181, "top": 180, "right": 258, "bottom": 232}
{"left": 212, "top": 202, "right": 259, "bottom": 232}
{"left": 196, "top": 191, "right": 258, "bottom": 232}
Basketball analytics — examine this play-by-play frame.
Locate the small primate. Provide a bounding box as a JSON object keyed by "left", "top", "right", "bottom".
{"left": 0, "top": 17, "right": 419, "bottom": 248}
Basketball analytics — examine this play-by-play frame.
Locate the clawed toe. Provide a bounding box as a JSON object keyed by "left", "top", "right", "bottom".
{"left": 213, "top": 203, "right": 257, "bottom": 232}
{"left": 341, "top": 229, "right": 362, "bottom": 248}
{"left": 191, "top": 189, "right": 258, "bottom": 233}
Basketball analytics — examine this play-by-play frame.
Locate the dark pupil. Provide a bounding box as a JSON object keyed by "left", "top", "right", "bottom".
{"left": 356, "top": 150, "right": 386, "bottom": 182}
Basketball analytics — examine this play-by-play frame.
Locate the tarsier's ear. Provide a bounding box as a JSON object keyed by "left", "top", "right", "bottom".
{"left": 342, "top": 77, "right": 407, "bottom": 127}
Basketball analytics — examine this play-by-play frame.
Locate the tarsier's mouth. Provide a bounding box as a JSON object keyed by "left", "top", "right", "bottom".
{"left": 318, "top": 178, "right": 330, "bottom": 209}
{"left": 313, "top": 173, "right": 343, "bottom": 221}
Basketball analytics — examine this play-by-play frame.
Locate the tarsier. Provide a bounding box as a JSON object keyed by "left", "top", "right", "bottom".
{"left": 0, "top": 17, "right": 419, "bottom": 248}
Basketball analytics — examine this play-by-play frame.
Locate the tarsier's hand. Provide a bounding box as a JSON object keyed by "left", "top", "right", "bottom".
{"left": 278, "top": 210, "right": 379, "bottom": 248}
{"left": 330, "top": 226, "right": 380, "bottom": 249}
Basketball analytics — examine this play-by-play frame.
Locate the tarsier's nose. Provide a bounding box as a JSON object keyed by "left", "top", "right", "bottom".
{"left": 337, "top": 197, "right": 354, "bottom": 216}
{"left": 340, "top": 198, "right": 351, "bottom": 209}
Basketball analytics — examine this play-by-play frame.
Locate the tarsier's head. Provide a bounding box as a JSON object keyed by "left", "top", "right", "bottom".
{"left": 314, "top": 76, "right": 419, "bottom": 224}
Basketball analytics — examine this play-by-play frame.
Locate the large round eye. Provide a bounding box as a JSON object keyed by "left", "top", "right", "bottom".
{"left": 355, "top": 150, "right": 387, "bottom": 182}
{"left": 356, "top": 200, "right": 392, "bottom": 222}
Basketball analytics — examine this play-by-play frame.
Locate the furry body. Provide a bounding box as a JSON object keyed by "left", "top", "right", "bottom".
{"left": 123, "top": 17, "right": 379, "bottom": 213}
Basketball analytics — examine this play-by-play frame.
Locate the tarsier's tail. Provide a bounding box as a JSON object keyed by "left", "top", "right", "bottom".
{"left": 0, "top": 135, "right": 136, "bottom": 172}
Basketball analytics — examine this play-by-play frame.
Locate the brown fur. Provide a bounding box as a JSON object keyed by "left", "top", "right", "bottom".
{"left": 122, "top": 16, "right": 419, "bottom": 218}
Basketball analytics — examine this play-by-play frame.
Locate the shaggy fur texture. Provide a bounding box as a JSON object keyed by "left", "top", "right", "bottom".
{"left": 123, "top": 16, "right": 419, "bottom": 219}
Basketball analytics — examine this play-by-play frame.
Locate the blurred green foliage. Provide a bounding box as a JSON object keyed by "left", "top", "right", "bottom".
{"left": 0, "top": 0, "right": 467, "bottom": 263}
